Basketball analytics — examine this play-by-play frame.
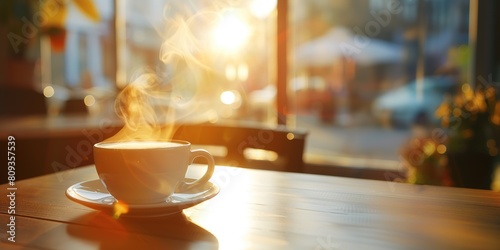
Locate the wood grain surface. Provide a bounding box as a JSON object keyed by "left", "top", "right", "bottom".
{"left": 1, "top": 165, "right": 499, "bottom": 249}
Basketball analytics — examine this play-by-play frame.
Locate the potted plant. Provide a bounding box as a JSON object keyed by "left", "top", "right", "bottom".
{"left": 1, "top": 0, "right": 37, "bottom": 88}
{"left": 400, "top": 128, "right": 453, "bottom": 187}
{"left": 435, "top": 83, "right": 500, "bottom": 189}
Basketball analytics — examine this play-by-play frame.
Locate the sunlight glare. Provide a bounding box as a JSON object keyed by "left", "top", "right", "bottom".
{"left": 212, "top": 12, "right": 250, "bottom": 52}
{"left": 113, "top": 201, "right": 129, "bottom": 219}
{"left": 249, "top": 0, "right": 277, "bottom": 19}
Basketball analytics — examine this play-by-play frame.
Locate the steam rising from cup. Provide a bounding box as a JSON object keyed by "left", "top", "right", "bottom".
{"left": 109, "top": 72, "right": 177, "bottom": 141}
{"left": 106, "top": 2, "right": 241, "bottom": 142}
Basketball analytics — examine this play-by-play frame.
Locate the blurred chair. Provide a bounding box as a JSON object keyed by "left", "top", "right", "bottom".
{"left": 61, "top": 98, "right": 88, "bottom": 115}
{"left": 172, "top": 122, "right": 308, "bottom": 173}
{"left": 0, "top": 85, "right": 47, "bottom": 117}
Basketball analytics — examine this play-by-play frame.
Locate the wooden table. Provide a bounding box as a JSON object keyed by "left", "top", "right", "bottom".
{"left": 1, "top": 165, "right": 499, "bottom": 249}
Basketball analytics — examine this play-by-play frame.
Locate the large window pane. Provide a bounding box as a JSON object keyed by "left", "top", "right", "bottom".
{"left": 290, "top": 0, "right": 471, "bottom": 168}
{"left": 42, "top": 0, "right": 115, "bottom": 116}
{"left": 122, "top": 0, "right": 277, "bottom": 124}
{"left": 37, "top": 0, "right": 478, "bottom": 174}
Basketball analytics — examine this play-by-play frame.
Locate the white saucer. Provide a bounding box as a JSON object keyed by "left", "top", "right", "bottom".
{"left": 66, "top": 178, "right": 219, "bottom": 217}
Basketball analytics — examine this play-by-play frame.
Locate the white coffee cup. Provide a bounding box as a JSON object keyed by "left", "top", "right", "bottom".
{"left": 93, "top": 140, "right": 215, "bottom": 204}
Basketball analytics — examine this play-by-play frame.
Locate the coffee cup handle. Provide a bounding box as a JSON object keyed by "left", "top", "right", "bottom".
{"left": 178, "top": 149, "right": 215, "bottom": 191}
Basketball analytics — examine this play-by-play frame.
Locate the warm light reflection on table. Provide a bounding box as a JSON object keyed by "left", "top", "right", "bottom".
{"left": 1, "top": 164, "right": 499, "bottom": 249}
{"left": 186, "top": 166, "right": 255, "bottom": 249}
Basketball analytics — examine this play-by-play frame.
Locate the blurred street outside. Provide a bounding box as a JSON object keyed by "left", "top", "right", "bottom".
{"left": 297, "top": 114, "right": 418, "bottom": 171}
{"left": 296, "top": 113, "right": 500, "bottom": 191}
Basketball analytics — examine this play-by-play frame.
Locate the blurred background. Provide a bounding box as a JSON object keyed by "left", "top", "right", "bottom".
{"left": 1, "top": 0, "right": 499, "bottom": 189}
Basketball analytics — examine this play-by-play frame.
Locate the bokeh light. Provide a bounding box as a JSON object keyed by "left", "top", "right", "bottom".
{"left": 84, "top": 95, "right": 96, "bottom": 107}
{"left": 436, "top": 144, "right": 447, "bottom": 154}
{"left": 237, "top": 63, "right": 249, "bottom": 81}
{"left": 43, "top": 86, "right": 54, "bottom": 98}
{"left": 225, "top": 64, "right": 237, "bottom": 81}
{"left": 220, "top": 91, "right": 236, "bottom": 105}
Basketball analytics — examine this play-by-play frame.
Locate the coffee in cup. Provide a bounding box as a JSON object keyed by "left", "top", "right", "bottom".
{"left": 93, "top": 140, "right": 215, "bottom": 204}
